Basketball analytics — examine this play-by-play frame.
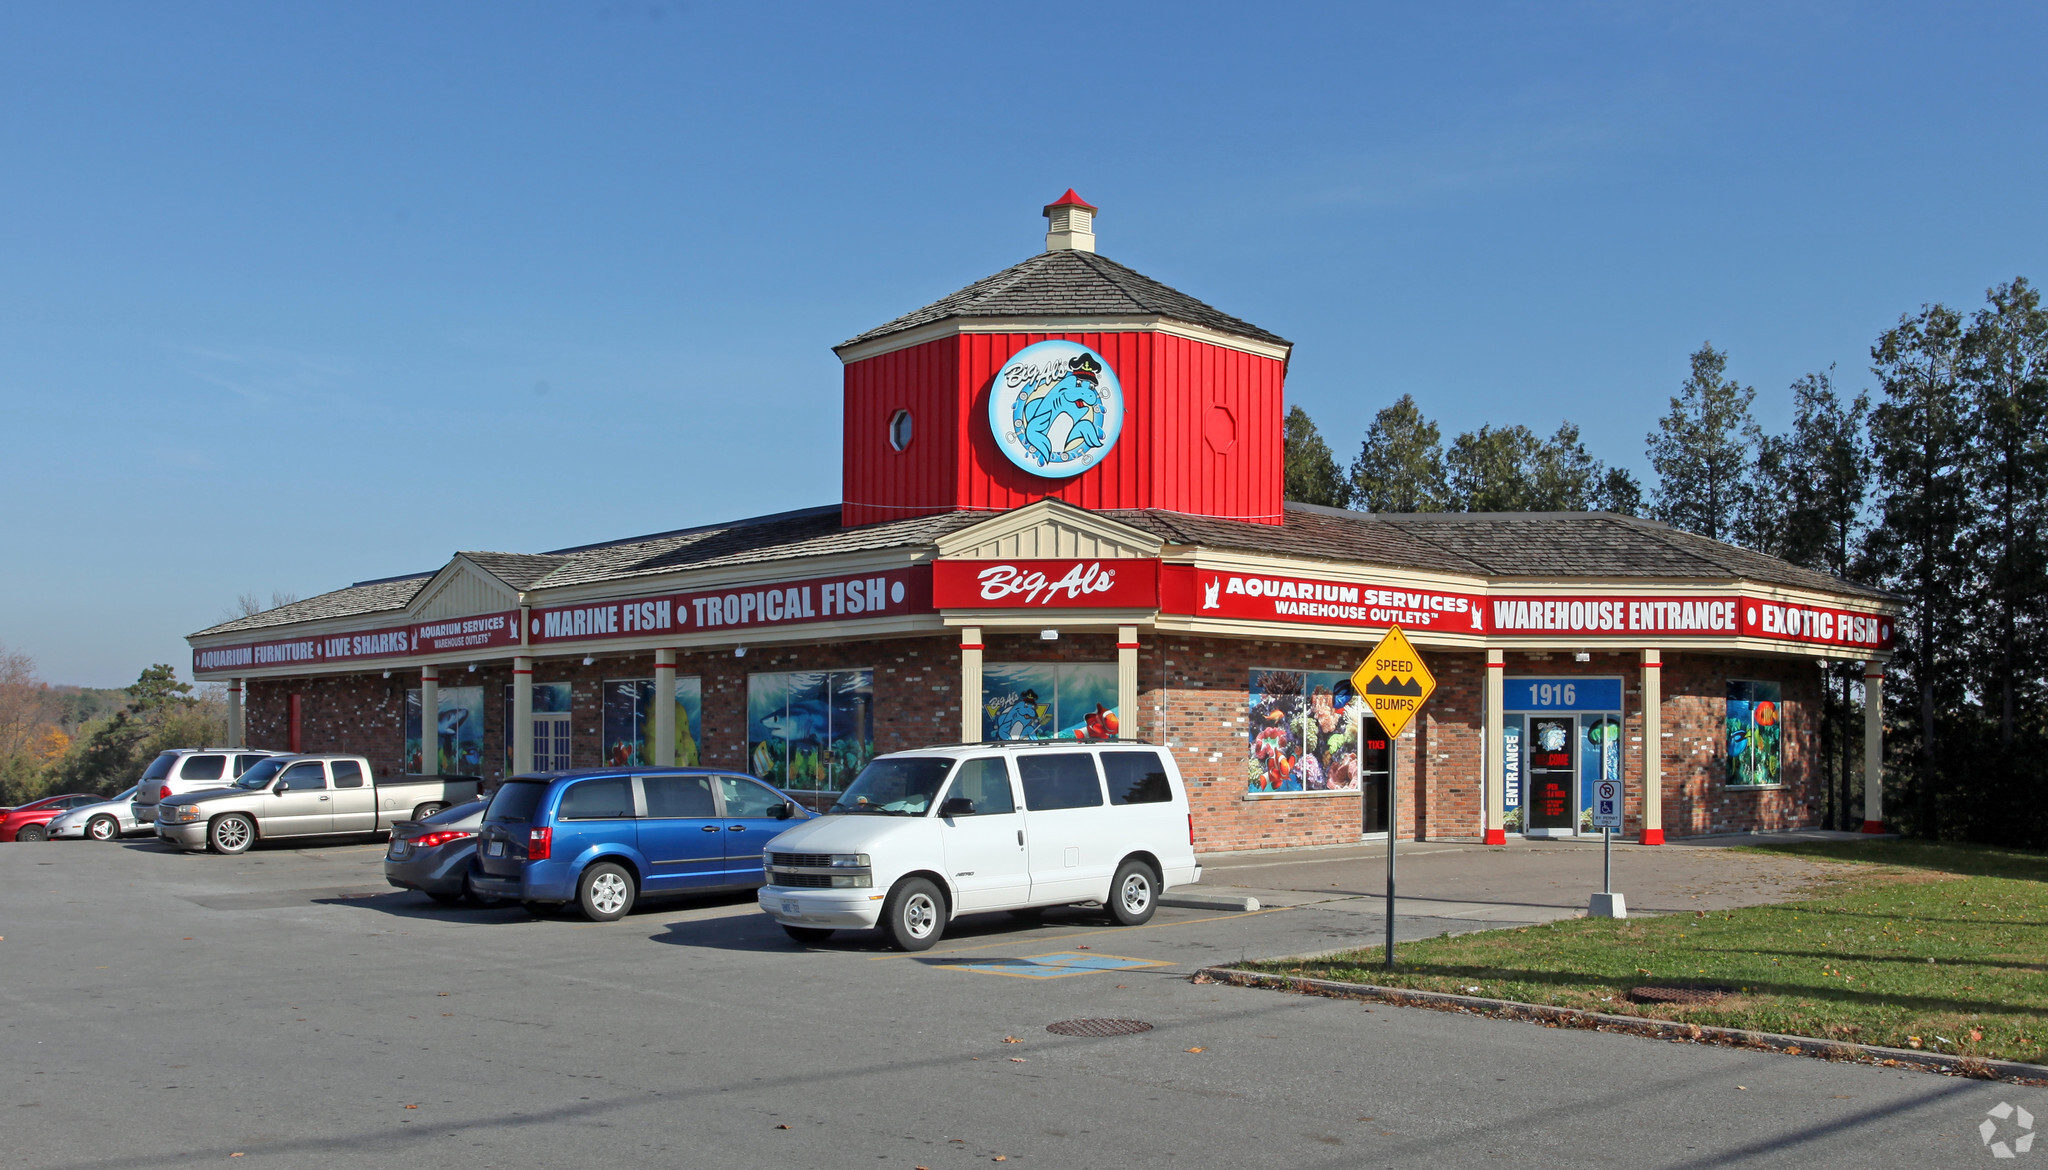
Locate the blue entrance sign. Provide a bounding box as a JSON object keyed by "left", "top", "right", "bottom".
{"left": 1505, "top": 677, "right": 1622, "bottom": 712}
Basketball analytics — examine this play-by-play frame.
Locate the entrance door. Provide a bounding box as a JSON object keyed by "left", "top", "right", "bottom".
{"left": 533, "top": 714, "right": 573, "bottom": 772}
{"left": 1358, "top": 716, "right": 1391, "bottom": 835}
{"left": 1524, "top": 716, "right": 1576, "bottom": 837}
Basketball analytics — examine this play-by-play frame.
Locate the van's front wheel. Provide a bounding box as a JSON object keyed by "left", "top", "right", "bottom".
{"left": 1108, "top": 859, "right": 1159, "bottom": 926}
{"left": 882, "top": 877, "right": 945, "bottom": 951}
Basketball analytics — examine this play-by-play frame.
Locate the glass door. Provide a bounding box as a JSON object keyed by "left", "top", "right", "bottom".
{"left": 534, "top": 714, "right": 573, "bottom": 772}
{"left": 1525, "top": 716, "right": 1576, "bottom": 837}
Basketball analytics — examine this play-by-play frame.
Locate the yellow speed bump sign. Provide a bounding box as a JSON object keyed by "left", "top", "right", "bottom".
{"left": 1352, "top": 625, "right": 1436, "bottom": 739}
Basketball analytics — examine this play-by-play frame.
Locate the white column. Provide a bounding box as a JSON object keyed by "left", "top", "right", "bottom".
{"left": 1117, "top": 625, "right": 1139, "bottom": 741}
{"left": 512, "top": 656, "right": 534, "bottom": 776}
{"left": 1863, "top": 665, "right": 1885, "bottom": 832}
{"left": 226, "top": 678, "right": 245, "bottom": 749}
{"left": 418, "top": 667, "right": 440, "bottom": 775}
{"left": 960, "top": 627, "right": 983, "bottom": 743}
{"left": 1641, "top": 648, "right": 1663, "bottom": 844}
{"left": 653, "top": 649, "right": 677, "bottom": 766}
{"left": 1484, "top": 651, "right": 1504, "bottom": 844}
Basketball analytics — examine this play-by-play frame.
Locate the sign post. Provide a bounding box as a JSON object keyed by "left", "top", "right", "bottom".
{"left": 1590, "top": 778, "right": 1626, "bottom": 918}
{"left": 1351, "top": 626, "right": 1436, "bottom": 968}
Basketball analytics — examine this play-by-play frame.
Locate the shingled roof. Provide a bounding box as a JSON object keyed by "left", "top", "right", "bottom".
{"left": 190, "top": 500, "right": 1888, "bottom": 642}
{"left": 837, "top": 249, "right": 1290, "bottom": 350}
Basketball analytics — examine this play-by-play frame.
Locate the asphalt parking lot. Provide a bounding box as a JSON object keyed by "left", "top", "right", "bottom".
{"left": 2, "top": 835, "right": 2032, "bottom": 1169}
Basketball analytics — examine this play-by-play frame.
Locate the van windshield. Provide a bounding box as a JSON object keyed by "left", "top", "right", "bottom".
{"left": 828, "top": 758, "right": 953, "bottom": 816}
{"left": 231, "top": 759, "right": 288, "bottom": 790}
{"left": 141, "top": 753, "right": 178, "bottom": 782}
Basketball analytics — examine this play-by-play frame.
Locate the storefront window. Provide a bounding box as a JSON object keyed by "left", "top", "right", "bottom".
{"left": 981, "top": 663, "right": 1119, "bottom": 740}
{"left": 601, "top": 677, "right": 704, "bottom": 767}
{"left": 1247, "top": 669, "right": 1366, "bottom": 794}
{"left": 1725, "top": 680, "right": 1783, "bottom": 786}
{"left": 405, "top": 686, "right": 485, "bottom": 775}
{"left": 748, "top": 669, "right": 874, "bottom": 795}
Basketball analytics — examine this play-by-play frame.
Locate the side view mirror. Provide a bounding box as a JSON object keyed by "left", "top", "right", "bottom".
{"left": 274, "top": 784, "right": 289, "bottom": 795}
{"left": 938, "top": 797, "right": 975, "bottom": 818}
{"left": 774, "top": 801, "right": 798, "bottom": 820}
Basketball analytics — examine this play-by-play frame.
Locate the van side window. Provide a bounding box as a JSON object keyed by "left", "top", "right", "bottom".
{"left": 947, "top": 757, "right": 1015, "bottom": 815}
{"left": 1102, "top": 751, "right": 1172, "bottom": 805}
{"left": 181, "top": 754, "right": 227, "bottom": 781}
{"left": 1017, "top": 754, "right": 1104, "bottom": 811}
{"left": 643, "top": 775, "right": 715, "bottom": 818}
{"left": 331, "top": 760, "right": 365, "bottom": 789}
{"left": 717, "top": 776, "right": 786, "bottom": 819}
{"left": 560, "top": 777, "right": 634, "bottom": 819}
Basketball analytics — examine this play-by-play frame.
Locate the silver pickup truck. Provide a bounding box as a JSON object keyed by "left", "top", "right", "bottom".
{"left": 154, "top": 754, "right": 480, "bottom": 855}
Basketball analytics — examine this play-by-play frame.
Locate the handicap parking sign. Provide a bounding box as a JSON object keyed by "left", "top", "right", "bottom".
{"left": 1593, "top": 779, "right": 1622, "bottom": 829}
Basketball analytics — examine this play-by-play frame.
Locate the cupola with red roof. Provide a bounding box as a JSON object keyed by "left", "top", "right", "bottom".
{"left": 837, "top": 192, "right": 1292, "bottom": 528}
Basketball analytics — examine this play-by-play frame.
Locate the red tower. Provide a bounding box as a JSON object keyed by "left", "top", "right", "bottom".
{"left": 837, "top": 193, "right": 1293, "bottom": 528}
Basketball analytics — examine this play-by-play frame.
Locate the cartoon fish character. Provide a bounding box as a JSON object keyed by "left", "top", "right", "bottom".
{"left": 1019, "top": 354, "right": 1107, "bottom": 465}
{"left": 751, "top": 741, "right": 776, "bottom": 778}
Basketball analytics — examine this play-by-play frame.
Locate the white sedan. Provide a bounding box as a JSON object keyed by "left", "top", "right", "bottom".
{"left": 47, "top": 788, "right": 145, "bottom": 841}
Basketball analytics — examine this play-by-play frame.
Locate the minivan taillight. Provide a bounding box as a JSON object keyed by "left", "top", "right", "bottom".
{"left": 1188, "top": 813, "right": 1195, "bottom": 846}
{"left": 159, "top": 786, "right": 171, "bottom": 801}
{"left": 528, "top": 827, "right": 551, "bottom": 861}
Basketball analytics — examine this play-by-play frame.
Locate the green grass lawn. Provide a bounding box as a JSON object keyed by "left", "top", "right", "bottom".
{"left": 1241, "top": 839, "right": 2048, "bottom": 1064}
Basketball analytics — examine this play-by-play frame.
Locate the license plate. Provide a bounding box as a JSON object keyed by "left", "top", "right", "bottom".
{"left": 781, "top": 901, "right": 800, "bottom": 915}
{"left": 387, "top": 843, "right": 409, "bottom": 859}
{"left": 487, "top": 841, "right": 505, "bottom": 857}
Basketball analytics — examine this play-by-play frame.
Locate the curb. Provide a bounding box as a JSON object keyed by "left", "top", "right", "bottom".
{"left": 1195, "top": 966, "right": 2048, "bottom": 1085}
{"left": 1160, "top": 892, "right": 1261, "bottom": 912}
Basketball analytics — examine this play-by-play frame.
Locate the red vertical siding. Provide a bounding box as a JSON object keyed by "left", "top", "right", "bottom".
{"left": 841, "top": 327, "right": 1287, "bottom": 527}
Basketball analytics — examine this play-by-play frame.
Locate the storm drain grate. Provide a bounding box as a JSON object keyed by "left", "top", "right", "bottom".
{"left": 1628, "top": 985, "right": 1733, "bottom": 1006}
{"left": 1047, "top": 1018, "right": 1154, "bottom": 1038}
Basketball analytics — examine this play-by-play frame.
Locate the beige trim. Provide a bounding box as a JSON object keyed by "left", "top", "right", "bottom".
{"left": 1484, "top": 653, "right": 1503, "bottom": 837}
{"left": 512, "top": 656, "right": 534, "bottom": 776}
{"left": 226, "top": 678, "right": 245, "bottom": 749}
{"left": 934, "top": 499, "right": 1165, "bottom": 560}
{"left": 418, "top": 668, "right": 439, "bottom": 774}
{"left": 833, "top": 315, "right": 1293, "bottom": 364}
{"left": 653, "top": 648, "right": 677, "bottom": 767}
{"left": 1640, "top": 648, "right": 1661, "bottom": 837}
{"left": 1117, "top": 625, "right": 1139, "bottom": 739}
{"left": 960, "top": 627, "right": 982, "bottom": 744}
{"left": 409, "top": 556, "right": 522, "bottom": 622}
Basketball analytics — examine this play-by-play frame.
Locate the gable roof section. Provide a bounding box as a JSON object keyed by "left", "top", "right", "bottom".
{"left": 189, "top": 575, "right": 431, "bottom": 638}
{"left": 837, "top": 249, "right": 1290, "bottom": 350}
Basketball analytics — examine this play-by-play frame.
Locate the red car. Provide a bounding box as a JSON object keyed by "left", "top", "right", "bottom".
{"left": 2, "top": 794, "right": 101, "bottom": 842}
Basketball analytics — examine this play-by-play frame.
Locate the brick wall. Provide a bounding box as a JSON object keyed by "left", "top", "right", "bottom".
{"left": 243, "top": 635, "right": 1823, "bottom": 848}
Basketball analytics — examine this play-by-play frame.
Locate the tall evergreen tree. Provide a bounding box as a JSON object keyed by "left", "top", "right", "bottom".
{"left": 1773, "top": 367, "right": 1874, "bottom": 829}
{"left": 1867, "top": 304, "right": 1976, "bottom": 831}
{"left": 1282, "top": 405, "right": 1351, "bottom": 507}
{"left": 1594, "top": 466, "right": 1644, "bottom": 516}
{"left": 1647, "top": 344, "right": 1762, "bottom": 542}
{"left": 1961, "top": 277, "right": 2048, "bottom": 745}
{"left": 1446, "top": 421, "right": 1640, "bottom": 513}
{"left": 1349, "top": 395, "right": 1448, "bottom": 513}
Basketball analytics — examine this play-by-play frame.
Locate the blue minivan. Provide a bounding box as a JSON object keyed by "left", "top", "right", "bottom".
{"left": 470, "top": 768, "right": 810, "bottom": 921}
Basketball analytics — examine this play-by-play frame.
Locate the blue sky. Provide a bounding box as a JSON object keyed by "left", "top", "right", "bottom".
{"left": 4, "top": 2, "right": 2044, "bottom": 687}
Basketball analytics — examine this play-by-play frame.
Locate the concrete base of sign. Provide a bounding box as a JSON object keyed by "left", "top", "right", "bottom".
{"left": 1158, "top": 891, "right": 1261, "bottom": 912}
{"left": 1588, "top": 892, "right": 1627, "bottom": 919}
{"left": 1640, "top": 828, "right": 1665, "bottom": 846}
{"left": 1483, "top": 828, "right": 1507, "bottom": 845}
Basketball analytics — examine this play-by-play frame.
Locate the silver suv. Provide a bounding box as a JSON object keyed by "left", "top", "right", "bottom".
{"left": 132, "top": 748, "right": 286, "bottom": 824}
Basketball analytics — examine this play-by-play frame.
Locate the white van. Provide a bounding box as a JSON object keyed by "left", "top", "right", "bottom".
{"left": 757, "top": 742, "right": 1200, "bottom": 950}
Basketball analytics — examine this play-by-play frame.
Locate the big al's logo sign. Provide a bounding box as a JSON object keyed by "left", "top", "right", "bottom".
{"left": 987, "top": 340, "right": 1125, "bottom": 479}
{"left": 933, "top": 559, "right": 1161, "bottom": 609}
